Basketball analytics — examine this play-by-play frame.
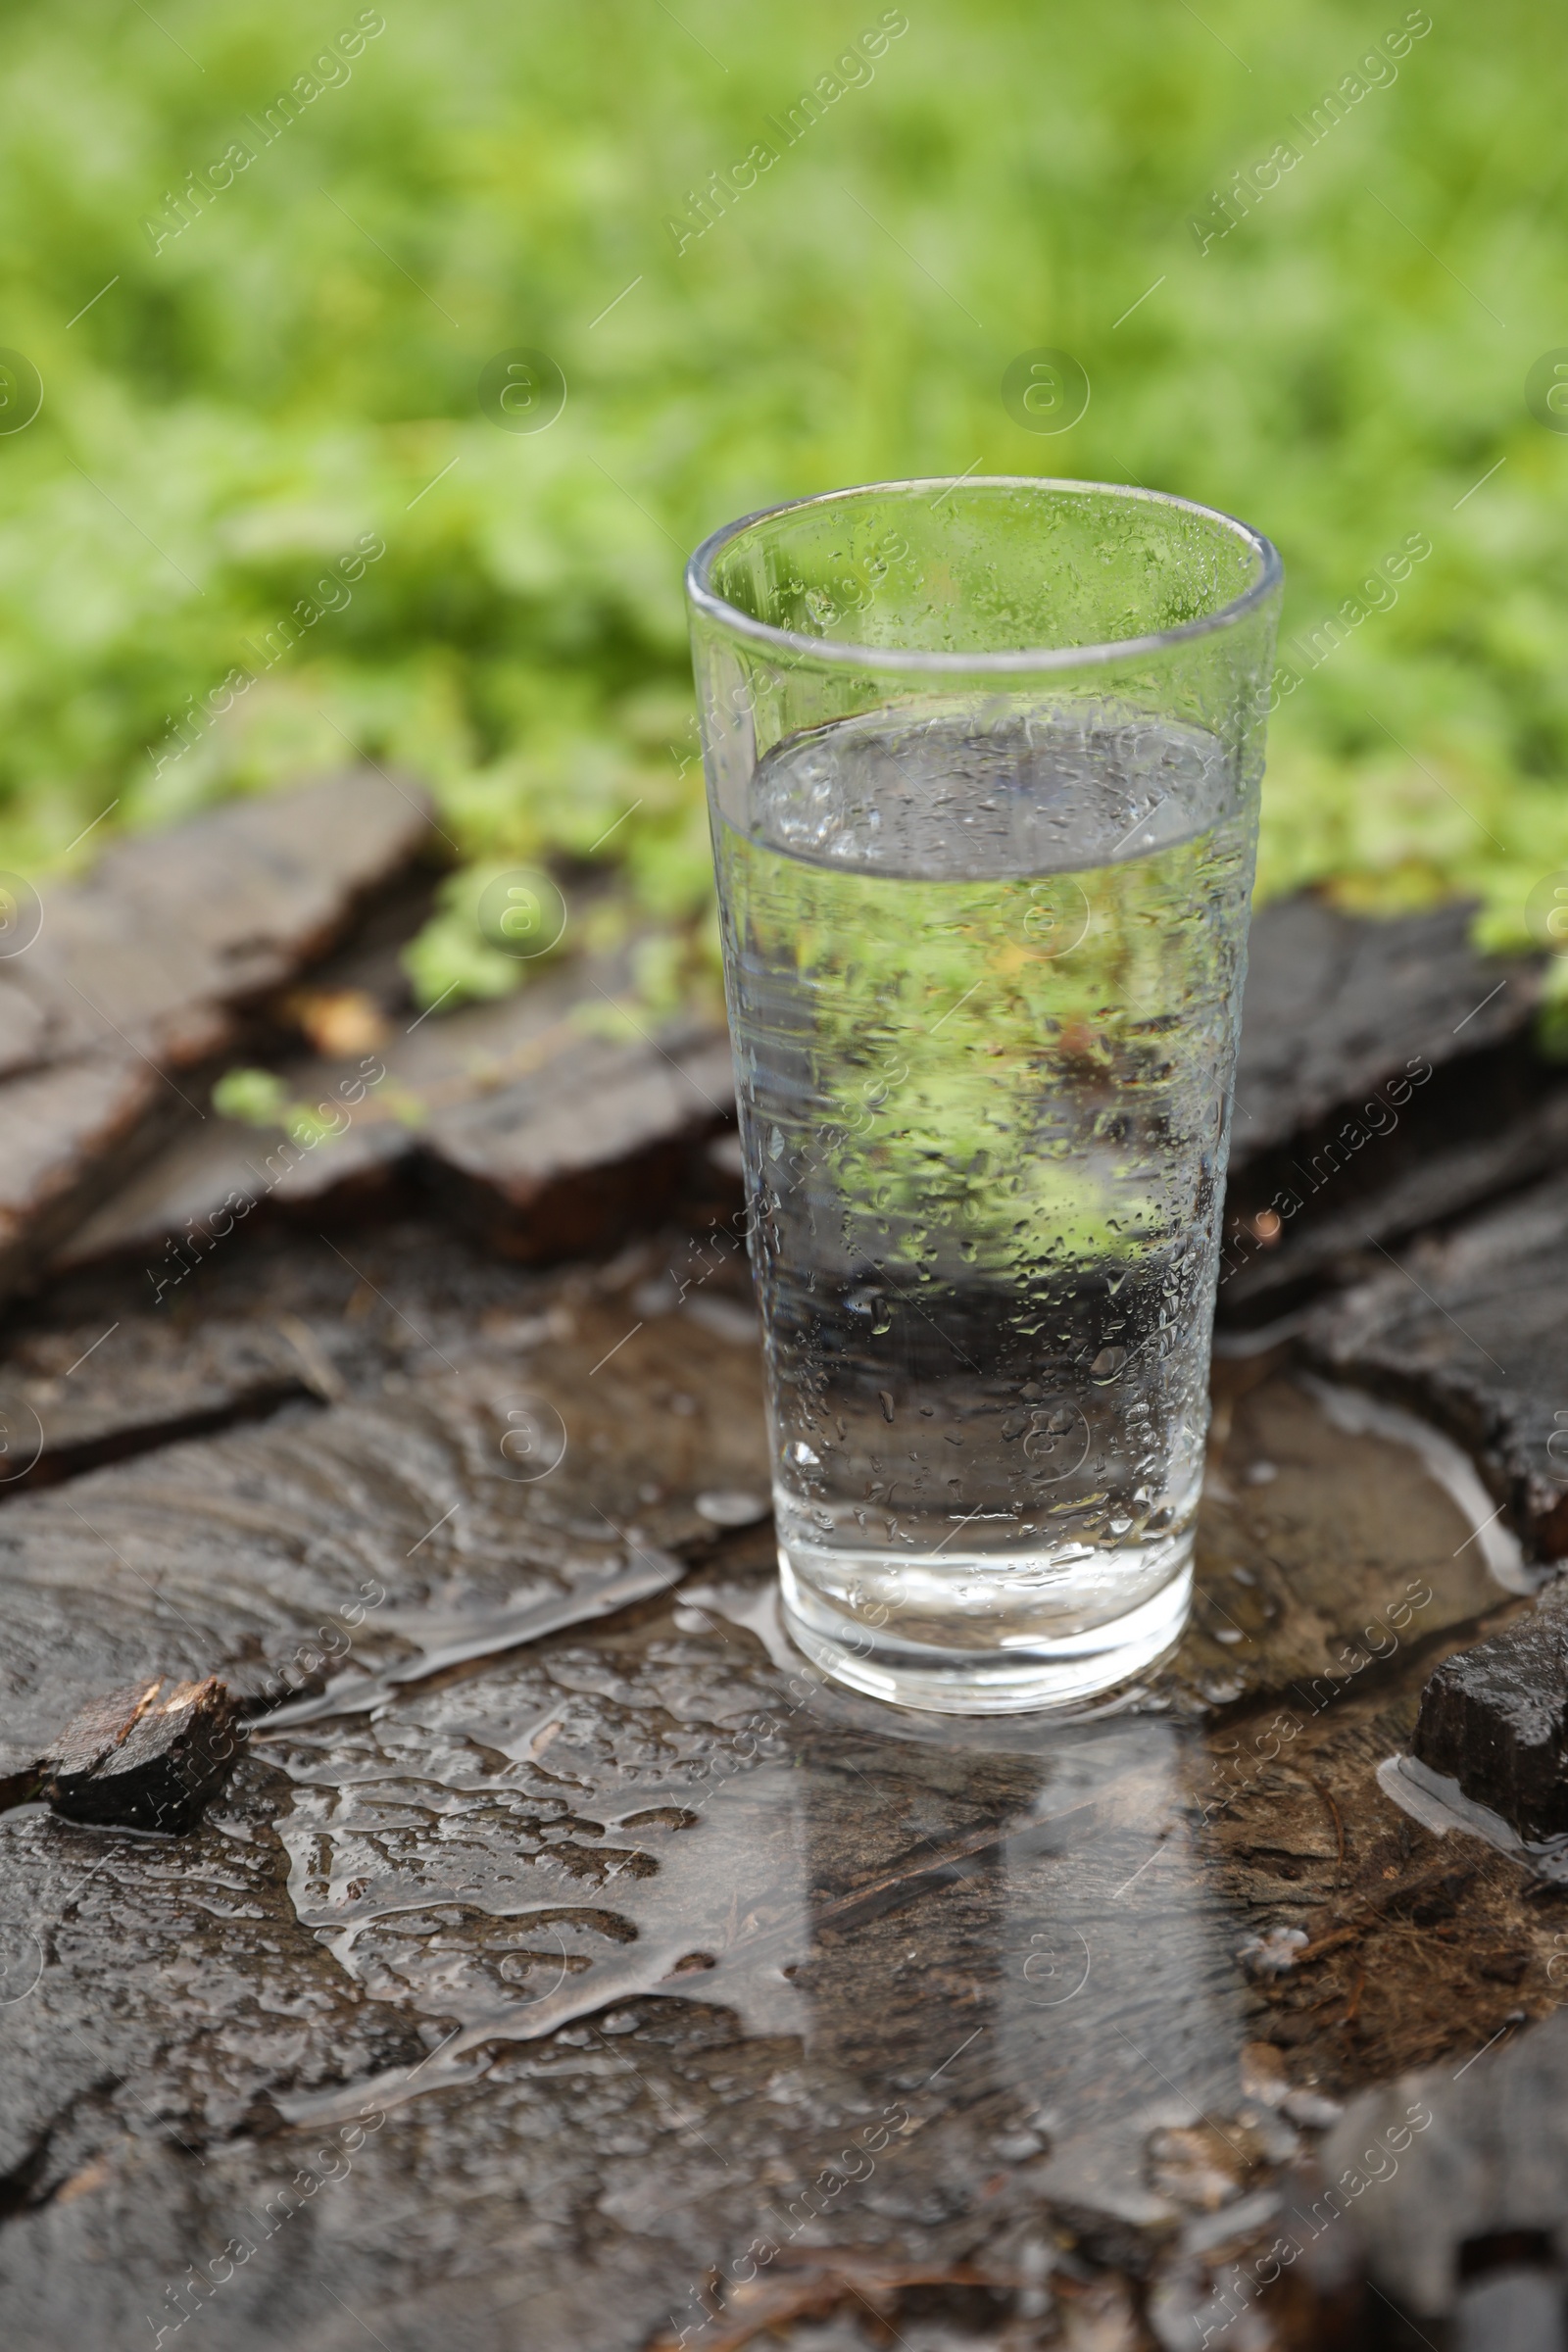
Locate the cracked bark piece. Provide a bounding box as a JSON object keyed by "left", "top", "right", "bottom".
{"left": 0, "top": 1222, "right": 769, "bottom": 1776}
{"left": 42, "top": 1673, "right": 237, "bottom": 1834}
{"left": 50, "top": 967, "right": 597, "bottom": 1273}
{"left": 20, "top": 767, "right": 432, "bottom": 1063}
{"left": 416, "top": 1018, "right": 735, "bottom": 1259}
{"left": 1230, "top": 894, "right": 1538, "bottom": 1167}
{"left": 1411, "top": 1592, "right": 1568, "bottom": 1840}
{"left": 1220, "top": 1069, "right": 1568, "bottom": 1318}
{"left": 52, "top": 1102, "right": 411, "bottom": 1273}
{"left": 0, "top": 1314, "right": 317, "bottom": 1488}
{"left": 0, "top": 767, "right": 429, "bottom": 1298}
{"left": 57, "top": 958, "right": 736, "bottom": 1272}
{"left": 0, "top": 1054, "right": 164, "bottom": 1291}
{"left": 1304, "top": 1168, "right": 1568, "bottom": 1563}
{"left": 1220, "top": 895, "right": 1550, "bottom": 1319}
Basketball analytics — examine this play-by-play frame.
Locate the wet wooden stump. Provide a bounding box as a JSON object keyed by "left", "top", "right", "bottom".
{"left": 0, "top": 875, "right": 1564, "bottom": 2352}
{"left": 0, "top": 1207, "right": 1555, "bottom": 2352}
{"left": 0, "top": 768, "right": 432, "bottom": 1299}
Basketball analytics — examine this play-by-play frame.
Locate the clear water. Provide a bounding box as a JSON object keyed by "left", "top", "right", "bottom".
{"left": 714, "top": 702, "right": 1256, "bottom": 1706}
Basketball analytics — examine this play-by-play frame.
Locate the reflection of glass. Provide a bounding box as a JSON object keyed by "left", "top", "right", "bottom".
{"left": 1020, "top": 1926, "right": 1092, "bottom": 2005}
{"left": 990, "top": 1718, "right": 1250, "bottom": 2213}
{"left": 779, "top": 1703, "right": 1250, "bottom": 2220}
{"left": 688, "top": 479, "right": 1281, "bottom": 1710}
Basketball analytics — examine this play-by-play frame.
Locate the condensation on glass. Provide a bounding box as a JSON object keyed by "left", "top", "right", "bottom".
{"left": 687, "top": 479, "right": 1282, "bottom": 1711}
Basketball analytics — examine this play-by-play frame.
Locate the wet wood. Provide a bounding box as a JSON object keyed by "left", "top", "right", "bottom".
{"left": 22, "top": 767, "right": 430, "bottom": 1062}
{"left": 1412, "top": 1589, "right": 1568, "bottom": 1839}
{"left": 0, "top": 1312, "right": 319, "bottom": 1490}
{"left": 42, "top": 1674, "right": 237, "bottom": 1834}
{"left": 0, "top": 1054, "right": 161, "bottom": 1298}
{"left": 1315, "top": 2001, "right": 1568, "bottom": 2325}
{"left": 0, "top": 1221, "right": 770, "bottom": 1777}
{"left": 0, "top": 1210, "right": 1544, "bottom": 2352}
{"left": 51, "top": 1099, "right": 412, "bottom": 1270}
{"left": 1305, "top": 1166, "right": 1568, "bottom": 1563}
{"left": 0, "top": 876, "right": 1562, "bottom": 2349}
{"left": 1220, "top": 1059, "right": 1568, "bottom": 1324}
{"left": 0, "top": 769, "right": 429, "bottom": 1298}
{"left": 417, "top": 1017, "right": 734, "bottom": 1259}
{"left": 1175, "top": 1364, "right": 1510, "bottom": 1718}
{"left": 1221, "top": 893, "right": 1557, "bottom": 1328}
{"left": 57, "top": 958, "right": 735, "bottom": 1274}
{"left": 1177, "top": 1633, "right": 1568, "bottom": 2343}
{"left": 1230, "top": 892, "right": 1539, "bottom": 1167}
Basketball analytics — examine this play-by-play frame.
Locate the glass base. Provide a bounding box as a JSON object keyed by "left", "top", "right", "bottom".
{"left": 777, "top": 1550, "right": 1193, "bottom": 1715}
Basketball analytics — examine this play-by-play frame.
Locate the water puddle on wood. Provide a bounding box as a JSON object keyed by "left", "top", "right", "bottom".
{"left": 270, "top": 1632, "right": 1250, "bottom": 2235}
{"left": 5, "top": 1351, "right": 1563, "bottom": 2352}
{"left": 264, "top": 1364, "right": 1532, "bottom": 2254}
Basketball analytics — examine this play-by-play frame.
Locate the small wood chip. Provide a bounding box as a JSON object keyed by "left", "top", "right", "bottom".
{"left": 42, "top": 1674, "right": 238, "bottom": 1834}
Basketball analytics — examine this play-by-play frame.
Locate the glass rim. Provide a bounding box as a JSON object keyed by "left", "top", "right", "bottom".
{"left": 685, "top": 475, "right": 1283, "bottom": 676}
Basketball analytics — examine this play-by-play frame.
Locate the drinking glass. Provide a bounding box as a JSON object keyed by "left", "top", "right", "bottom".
{"left": 686, "top": 478, "right": 1282, "bottom": 1711}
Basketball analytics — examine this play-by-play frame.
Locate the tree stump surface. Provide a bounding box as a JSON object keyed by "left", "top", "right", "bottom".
{"left": 0, "top": 844, "right": 1564, "bottom": 2350}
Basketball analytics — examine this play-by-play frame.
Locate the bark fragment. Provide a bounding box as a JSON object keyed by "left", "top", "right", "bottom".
{"left": 41, "top": 1674, "right": 237, "bottom": 1834}
{"left": 1413, "top": 1592, "right": 1568, "bottom": 1840}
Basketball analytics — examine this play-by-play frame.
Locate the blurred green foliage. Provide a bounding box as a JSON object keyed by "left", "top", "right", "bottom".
{"left": 0, "top": 0, "right": 1561, "bottom": 1008}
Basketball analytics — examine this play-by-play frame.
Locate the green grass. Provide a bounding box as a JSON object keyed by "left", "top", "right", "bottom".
{"left": 0, "top": 0, "right": 1562, "bottom": 1011}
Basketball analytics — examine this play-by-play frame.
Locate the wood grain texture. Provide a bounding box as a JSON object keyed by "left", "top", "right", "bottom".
{"left": 1305, "top": 1167, "right": 1568, "bottom": 1563}
{"left": 0, "top": 769, "right": 430, "bottom": 1298}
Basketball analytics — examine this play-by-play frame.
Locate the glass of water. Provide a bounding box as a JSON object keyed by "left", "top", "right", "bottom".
{"left": 687, "top": 479, "right": 1282, "bottom": 1712}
